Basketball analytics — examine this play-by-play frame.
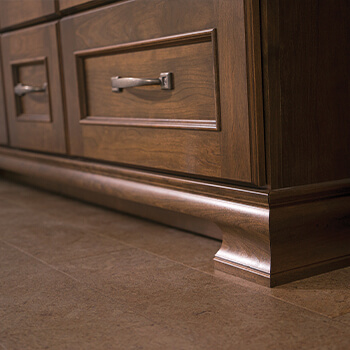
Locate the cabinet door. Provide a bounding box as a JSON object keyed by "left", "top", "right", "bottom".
{"left": 0, "top": 0, "right": 57, "bottom": 29}
{"left": 61, "top": 0, "right": 263, "bottom": 184}
{"left": 2, "top": 23, "right": 66, "bottom": 154}
{"left": 0, "top": 38, "right": 8, "bottom": 145}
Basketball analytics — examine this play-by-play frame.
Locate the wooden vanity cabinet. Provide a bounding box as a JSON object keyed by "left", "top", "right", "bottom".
{"left": 0, "top": 0, "right": 348, "bottom": 287}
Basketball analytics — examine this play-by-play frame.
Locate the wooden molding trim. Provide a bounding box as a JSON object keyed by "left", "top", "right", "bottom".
{"left": 0, "top": 147, "right": 349, "bottom": 286}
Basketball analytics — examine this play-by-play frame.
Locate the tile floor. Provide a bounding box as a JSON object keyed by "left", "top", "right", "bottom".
{"left": 0, "top": 178, "right": 349, "bottom": 349}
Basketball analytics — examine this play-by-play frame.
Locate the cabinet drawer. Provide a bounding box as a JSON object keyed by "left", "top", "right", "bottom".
{"left": 0, "top": 38, "right": 8, "bottom": 145}
{"left": 2, "top": 23, "right": 66, "bottom": 153}
{"left": 0, "top": 0, "right": 57, "bottom": 29}
{"left": 61, "top": 0, "right": 256, "bottom": 183}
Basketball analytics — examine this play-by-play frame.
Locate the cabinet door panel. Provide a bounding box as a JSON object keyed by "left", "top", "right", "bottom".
{"left": 2, "top": 23, "right": 66, "bottom": 154}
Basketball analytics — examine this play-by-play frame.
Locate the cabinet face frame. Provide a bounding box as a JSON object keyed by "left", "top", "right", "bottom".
{"left": 0, "top": 38, "right": 8, "bottom": 145}
{"left": 61, "top": 0, "right": 265, "bottom": 185}
{"left": 1, "top": 22, "right": 67, "bottom": 154}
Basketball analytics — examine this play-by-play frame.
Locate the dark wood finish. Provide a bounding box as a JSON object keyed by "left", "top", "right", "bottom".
{"left": 1, "top": 23, "right": 66, "bottom": 154}
{"left": 0, "top": 38, "right": 8, "bottom": 144}
{"left": 0, "top": 0, "right": 58, "bottom": 30}
{"left": 0, "top": 0, "right": 348, "bottom": 286}
{"left": 261, "top": 0, "right": 350, "bottom": 189}
{"left": 77, "top": 29, "right": 220, "bottom": 130}
{"left": 1, "top": 147, "right": 349, "bottom": 286}
{"left": 60, "top": 0, "right": 264, "bottom": 184}
{"left": 59, "top": 0, "right": 116, "bottom": 13}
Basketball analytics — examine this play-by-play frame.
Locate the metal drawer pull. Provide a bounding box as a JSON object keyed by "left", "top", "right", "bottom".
{"left": 14, "top": 83, "right": 47, "bottom": 97}
{"left": 111, "top": 72, "right": 173, "bottom": 93}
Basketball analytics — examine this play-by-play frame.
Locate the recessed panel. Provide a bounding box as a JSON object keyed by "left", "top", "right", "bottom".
{"left": 12, "top": 58, "right": 51, "bottom": 122}
{"left": 77, "top": 30, "right": 220, "bottom": 130}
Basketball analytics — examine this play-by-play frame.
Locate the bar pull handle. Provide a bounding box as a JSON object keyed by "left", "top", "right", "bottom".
{"left": 111, "top": 72, "right": 173, "bottom": 93}
{"left": 14, "top": 82, "right": 47, "bottom": 97}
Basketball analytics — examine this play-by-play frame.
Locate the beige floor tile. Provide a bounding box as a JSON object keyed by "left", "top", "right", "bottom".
{"left": 52, "top": 249, "right": 350, "bottom": 350}
{"left": 1, "top": 220, "right": 129, "bottom": 265}
{"left": 0, "top": 245, "right": 194, "bottom": 350}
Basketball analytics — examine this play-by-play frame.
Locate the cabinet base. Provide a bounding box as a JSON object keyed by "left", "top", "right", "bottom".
{"left": 0, "top": 147, "right": 349, "bottom": 286}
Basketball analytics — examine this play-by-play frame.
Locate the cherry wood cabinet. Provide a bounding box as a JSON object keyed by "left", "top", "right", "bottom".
{"left": 1, "top": 23, "right": 66, "bottom": 153}
{"left": 0, "top": 0, "right": 348, "bottom": 287}
{"left": 261, "top": 0, "right": 350, "bottom": 189}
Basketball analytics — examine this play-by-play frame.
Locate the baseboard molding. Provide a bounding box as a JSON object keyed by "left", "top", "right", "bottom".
{"left": 0, "top": 147, "right": 349, "bottom": 286}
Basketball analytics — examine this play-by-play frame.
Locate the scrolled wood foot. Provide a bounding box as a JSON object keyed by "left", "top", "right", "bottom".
{"left": 213, "top": 205, "right": 272, "bottom": 286}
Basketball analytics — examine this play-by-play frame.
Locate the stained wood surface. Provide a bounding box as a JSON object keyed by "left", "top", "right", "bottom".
{"left": 0, "top": 0, "right": 57, "bottom": 29}
{"left": 80, "top": 31, "right": 218, "bottom": 129}
{"left": 262, "top": 0, "right": 350, "bottom": 189}
{"left": 59, "top": 0, "right": 115, "bottom": 12}
{"left": 14, "top": 59, "right": 50, "bottom": 121}
{"left": 0, "top": 38, "right": 8, "bottom": 144}
{"left": 1, "top": 23, "right": 66, "bottom": 154}
{"left": 60, "top": 0, "right": 263, "bottom": 184}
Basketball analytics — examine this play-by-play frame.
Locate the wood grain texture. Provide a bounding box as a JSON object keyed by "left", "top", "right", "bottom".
{"left": 1, "top": 147, "right": 349, "bottom": 286}
{"left": 1, "top": 23, "right": 66, "bottom": 153}
{"left": 0, "top": 37, "right": 8, "bottom": 144}
{"left": 244, "top": 0, "right": 266, "bottom": 186}
{"left": 60, "top": 0, "right": 262, "bottom": 184}
{"left": 59, "top": 0, "right": 115, "bottom": 13}
{"left": 0, "top": 0, "right": 58, "bottom": 30}
{"left": 78, "top": 30, "right": 220, "bottom": 130}
{"left": 262, "top": 0, "right": 350, "bottom": 189}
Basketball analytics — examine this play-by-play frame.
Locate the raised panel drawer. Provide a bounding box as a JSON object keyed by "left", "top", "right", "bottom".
{"left": 0, "top": 38, "right": 8, "bottom": 145}
{"left": 77, "top": 30, "right": 219, "bottom": 130}
{"left": 0, "top": 0, "right": 57, "bottom": 29}
{"left": 61, "top": 0, "right": 257, "bottom": 183}
{"left": 2, "top": 23, "right": 66, "bottom": 153}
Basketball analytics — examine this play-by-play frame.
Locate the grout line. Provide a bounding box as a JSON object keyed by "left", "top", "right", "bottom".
{"left": 1, "top": 239, "right": 82, "bottom": 283}
{"left": 92, "top": 231, "right": 350, "bottom": 321}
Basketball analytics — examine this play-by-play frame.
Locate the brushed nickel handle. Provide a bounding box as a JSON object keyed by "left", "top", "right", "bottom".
{"left": 111, "top": 72, "right": 173, "bottom": 93}
{"left": 14, "top": 82, "right": 47, "bottom": 97}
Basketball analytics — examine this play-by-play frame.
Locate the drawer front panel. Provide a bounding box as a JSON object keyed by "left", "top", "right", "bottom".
{"left": 78, "top": 30, "right": 219, "bottom": 130}
{"left": 61, "top": 0, "right": 254, "bottom": 182}
{"left": 59, "top": 0, "right": 113, "bottom": 12}
{"left": 0, "top": 0, "right": 57, "bottom": 29}
{"left": 0, "top": 38, "right": 8, "bottom": 145}
{"left": 2, "top": 23, "right": 66, "bottom": 153}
